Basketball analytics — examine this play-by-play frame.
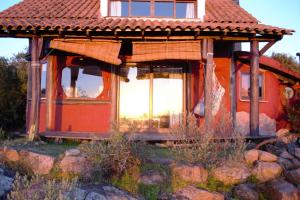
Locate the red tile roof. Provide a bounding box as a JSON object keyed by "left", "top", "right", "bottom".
{"left": 0, "top": 0, "right": 293, "bottom": 35}
{"left": 236, "top": 51, "right": 300, "bottom": 80}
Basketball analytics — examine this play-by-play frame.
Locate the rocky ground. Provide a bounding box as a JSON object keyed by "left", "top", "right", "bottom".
{"left": 0, "top": 129, "right": 300, "bottom": 200}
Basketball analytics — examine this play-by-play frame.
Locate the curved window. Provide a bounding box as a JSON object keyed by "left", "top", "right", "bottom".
{"left": 61, "top": 65, "right": 104, "bottom": 99}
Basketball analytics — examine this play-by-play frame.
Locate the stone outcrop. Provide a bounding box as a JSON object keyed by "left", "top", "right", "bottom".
{"left": 245, "top": 149, "right": 259, "bottom": 165}
{"left": 285, "top": 168, "right": 300, "bottom": 185}
{"left": 244, "top": 149, "right": 278, "bottom": 164}
{"left": 138, "top": 170, "right": 167, "bottom": 185}
{"left": 264, "top": 179, "right": 300, "bottom": 200}
{"left": 233, "top": 184, "right": 259, "bottom": 200}
{"left": 58, "top": 154, "right": 92, "bottom": 176}
{"left": 252, "top": 161, "right": 283, "bottom": 182}
{"left": 172, "top": 186, "right": 224, "bottom": 200}
{"left": 19, "top": 150, "right": 55, "bottom": 175}
{"left": 171, "top": 163, "right": 208, "bottom": 184}
{"left": 0, "top": 167, "right": 13, "bottom": 199}
{"left": 211, "top": 164, "right": 251, "bottom": 185}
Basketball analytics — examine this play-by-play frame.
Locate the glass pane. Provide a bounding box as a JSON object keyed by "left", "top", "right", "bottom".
{"left": 153, "top": 66, "right": 183, "bottom": 129}
{"left": 110, "top": 1, "right": 129, "bottom": 16}
{"left": 176, "top": 2, "right": 195, "bottom": 18}
{"left": 132, "top": 1, "right": 150, "bottom": 16}
{"left": 41, "top": 63, "right": 47, "bottom": 98}
{"left": 120, "top": 67, "right": 150, "bottom": 129}
{"left": 155, "top": 2, "right": 173, "bottom": 17}
{"left": 61, "top": 66, "right": 104, "bottom": 98}
{"left": 241, "top": 73, "right": 263, "bottom": 99}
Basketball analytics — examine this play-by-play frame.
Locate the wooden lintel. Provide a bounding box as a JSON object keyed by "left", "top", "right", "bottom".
{"left": 259, "top": 41, "right": 276, "bottom": 56}
{"left": 250, "top": 40, "right": 260, "bottom": 137}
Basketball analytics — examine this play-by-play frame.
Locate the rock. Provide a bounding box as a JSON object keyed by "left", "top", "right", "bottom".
{"left": 171, "top": 163, "right": 208, "bottom": 184}
{"left": 59, "top": 155, "right": 92, "bottom": 176}
{"left": 146, "top": 157, "right": 174, "bottom": 165}
{"left": 285, "top": 168, "right": 300, "bottom": 185}
{"left": 67, "top": 188, "right": 88, "bottom": 200}
{"left": 19, "top": 150, "right": 55, "bottom": 175}
{"left": 294, "top": 148, "right": 300, "bottom": 160}
{"left": 102, "top": 186, "right": 138, "bottom": 200}
{"left": 85, "top": 192, "right": 106, "bottom": 200}
{"left": 278, "top": 157, "right": 295, "bottom": 170}
{"left": 245, "top": 149, "right": 259, "bottom": 165}
{"left": 139, "top": 170, "right": 167, "bottom": 185}
{"left": 264, "top": 179, "right": 300, "bottom": 200}
{"left": 233, "top": 184, "right": 259, "bottom": 200}
{"left": 259, "top": 151, "right": 278, "bottom": 162}
{"left": 252, "top": 161, "right": 283, "bottom": 182}
{"left": 211, "top": 164, "right": 251, "bottom": 185}
{"left": 172, "top": 186, "right": 224, "bottom": 200}
{"left": 2, "top": 147, "right": 19, "bottom": 162}
{"left": 280, "top": 150, "right": 295, "bottom": 160}
{"left": 236, "top": 112, "right": 276, "bottom": 136}
{"left": 0, "top": 175, "right": 13, "bottom": 199}
{"left": 65, "top": 149, "right": 81, "bottom": 157}
{"left": 276, "top": 129, "right": 290, "bottom": 138}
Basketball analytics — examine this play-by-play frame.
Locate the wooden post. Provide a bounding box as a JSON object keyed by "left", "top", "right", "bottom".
{"left": 45, "top": 56, "right": 54, "bottom": 131}
{"left": 110, "top": 65, "right": 117, "bottom": 130}
{"left": 250, "top": 40, "right": 260, "bottom": 137}
{"left": 204, "top": 39, "right": 214, "bottom": 131}
{"left": 230, "top": 46, "right": 237, "bottom": 129}
{"left": 28, "top": 36, "right": 42, "bottom": 141}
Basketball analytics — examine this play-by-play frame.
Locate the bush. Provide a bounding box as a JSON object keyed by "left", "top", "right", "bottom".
{"left": 170, "top": 114, "right": 247, "bottom": 169}
{"left": 79, "top": 131, "right": 140, "bottom": 180}
{"left": 286, "top": 99, "right": 300, "bottom": 133}
{"left": 271, "top": 52, "right": 300, "bottom": 73}
{"left": 7, "top": 173, "right": 77, "bottom": 200}
{"left": 0, "top": 52, "right": 28, "bottom": 134}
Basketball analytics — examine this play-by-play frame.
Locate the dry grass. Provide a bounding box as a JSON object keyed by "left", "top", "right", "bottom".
{"left": 169, "top": 113, "right": 247, "bottom": 169}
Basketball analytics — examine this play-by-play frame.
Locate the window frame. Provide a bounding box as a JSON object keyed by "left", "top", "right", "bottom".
{"left": 108, "top": 0, "right": 197, "bottom": 18}
{"left": 239, "top": 71, "right": 266, "bottom": 102}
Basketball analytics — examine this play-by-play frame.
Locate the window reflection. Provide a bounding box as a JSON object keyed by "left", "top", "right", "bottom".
{"left": 41, "top": 63, "right": 47, "bottom": 98}
{"left": 61, "top": 66, "right": 104, "bottom": 98}
{"left": 241, "top": 73, "right": 263, "bottom": 100}
{"left": 155, "top": 2, "right": 173, "bottom": 17}
{"left": 176, "top": 2, "right": 195, "bottom": 18}
{"left": 132, "top": 1, "right": 150, "bottom": 16}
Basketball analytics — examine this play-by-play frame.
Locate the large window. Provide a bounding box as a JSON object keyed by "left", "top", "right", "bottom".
{"left": 119, "top": 65, "right": 184, "bottom": 131}
{"left": 240, "top": 73, "right": 264, "bottom": 100}
{"left": 110, "top": 0, "right": 195, "bottom": 18}
{"left": 61, "top": 65, "right": 104, "bottom": 99}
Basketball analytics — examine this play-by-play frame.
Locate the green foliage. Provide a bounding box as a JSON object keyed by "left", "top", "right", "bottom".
{"left": 0, "top": 51, "right": 28, "bottom": 134}
{"left": 138, "top": 184, "right": 161, "bottom": 200}
{"left": 7, "top": 173, "right": 78, "bottom": 200}
{"left": 286, "top": 99, "right": 300, "bottom": 133}
{"left": 271, "top": 52, "right": 300, "bottom": 73}
{"left": 246, "top": 175, "right": 260, "bottom": 184}
{"left": 197, "top": 177, "right": 233, "bottom": 193}
{"left": 111, "top": 167, "right": 140, "bottom": 194}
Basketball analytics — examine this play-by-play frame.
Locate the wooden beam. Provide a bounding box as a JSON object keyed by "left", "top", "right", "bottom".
{"left": 45, "top": 56, "right": 54, "bottom": 131}
{"left": 250, "top": 40, "right": 260, "bottom": 137}
{"left": 259, "top": 41, "right": 276, "bottom": 56}
{"left": 204, "top": 39, "right": 214, "bottom": 131}
{"left": 28, "top": 36, "right": 42, "bottom": 141}
{"left": 230, "top": 46, "right": 237, "bottom": 129}
{"left": 110, "top": 65, "right": 117, "bottom": 130}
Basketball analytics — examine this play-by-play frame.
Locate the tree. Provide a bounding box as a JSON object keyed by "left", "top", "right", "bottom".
{"left": 271, "top": 52, "right": 300, "bottom": 73}
{"left": 0, "top": 51, "right": 28, "bottom": 135}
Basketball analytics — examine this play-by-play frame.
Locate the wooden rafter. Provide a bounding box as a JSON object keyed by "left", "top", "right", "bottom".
{"left": 259, "top": 41, "right": 276, "bottom": 56}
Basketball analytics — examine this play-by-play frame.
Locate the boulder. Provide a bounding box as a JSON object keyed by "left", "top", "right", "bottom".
{"left": 259, "top": 151, "right": 278, "bottom": 162}
{"left": 0, "top": 175, "right": 13, "bottom": 199}
{"left": 138, "top": 170, "right": 167, "bottom": 185}
{"left": 280, "top": 150, "right": 295, "bottom": 160}
{"left": 294, "top": 148, "right": 300, "bottom": 160}
{"left": 252, "top": 161, "right": 283, "bottom": 182}
{"left": 102, "top": 186, "right": 138, "bottom": 200}
{"left": 1, "top": 147, "right": 20, "bottom": 162}
{"left": 65, "top": 149, "right": 81, "bottom": 157}
{"left": 85, "top": 192, "right": 106, "bottom": 200}
{"left": 276, "top": 129, "right": 290, "bottom": 138}
{"left": 172, "top": 186, "right": 224, "bottom": 200}
{"left": 171, "top": 163, "right": 208, "bottom": 184}
{"left": 245, "top": 149, "right": 259, "bottom": 165}
{"left": 277, "top": 157, "right": 295, "bottom": 170}
{"left": 285, "top": 168, "right": 300, "bottom": 185}
{"left": 233, "top": 184, "right": 259, "bottom": 200}
{"left": 59, "top": 155, "right": 92, "bottom": 176}
{"left": 211, "top": 164, "right": 251, "bottom": 185}
{"left": 264, "top": 179, "right": 300, "bottom": 200}
{"left": 19, "top": 150, "right": 55, "bottom": 175}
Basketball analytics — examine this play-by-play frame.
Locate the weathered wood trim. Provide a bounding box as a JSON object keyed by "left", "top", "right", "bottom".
{"left": 45, "top": 56, "right": 54, "bottom": 131}
{"left": 230, "top": 44, "right": 237, "bottom": 129}
{"left": 110, "top": 65, "right": 117, "bottom": 129}
{"left": 250, "top": 40, "right": 260, "bottom": 136}
{"left": 28, "top": 36, "right": 42, "bottom": 141}
{"left": 259, "top": 41, "right": 276, "bottom": 56}
{"left": 204, "top": 38, "right": 214, "bottom": 131}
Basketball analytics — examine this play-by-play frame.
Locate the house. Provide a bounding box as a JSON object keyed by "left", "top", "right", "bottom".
{"left": 0, "top": 0, "right": 297, "bottom": 140}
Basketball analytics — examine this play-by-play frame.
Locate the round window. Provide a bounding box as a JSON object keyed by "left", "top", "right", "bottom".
{"left": 284, "top": 87, "right": 294, "bottom": 99}
{"left": 61, "top": 65, "right": 104, "bottom": 98}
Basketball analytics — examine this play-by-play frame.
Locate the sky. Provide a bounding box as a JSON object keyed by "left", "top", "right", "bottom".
{"left": 0, "top": 0, "right": 299, "bottom": 59}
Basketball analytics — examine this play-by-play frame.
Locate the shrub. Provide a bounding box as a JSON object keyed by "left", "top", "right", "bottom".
{"left": 170, "top": 114, "right": 247, "bottom": 169}
{"left": 79, "top": 131, "right": 140, "bottom": 180}
{"left": 271, "top": 52, "right": 300, "bottom": 73}
{"left": 286, "top": 99, "right": 300, "bottom": 133}
{"left": 7, "top": 173, "right": 77, "bottom": 200}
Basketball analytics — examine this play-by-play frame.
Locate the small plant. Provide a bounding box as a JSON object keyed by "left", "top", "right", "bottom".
{"left": 79, "top": 131, "right": 140, "bottom": 180}
{"left": 7, "top": 173, "right": 78, "bottom": 200}
{"left": 286, "top": 99, "right": 300, "bottom": 133}
{"left": 197, "top": 177, "right": 233, "bottom": 193}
